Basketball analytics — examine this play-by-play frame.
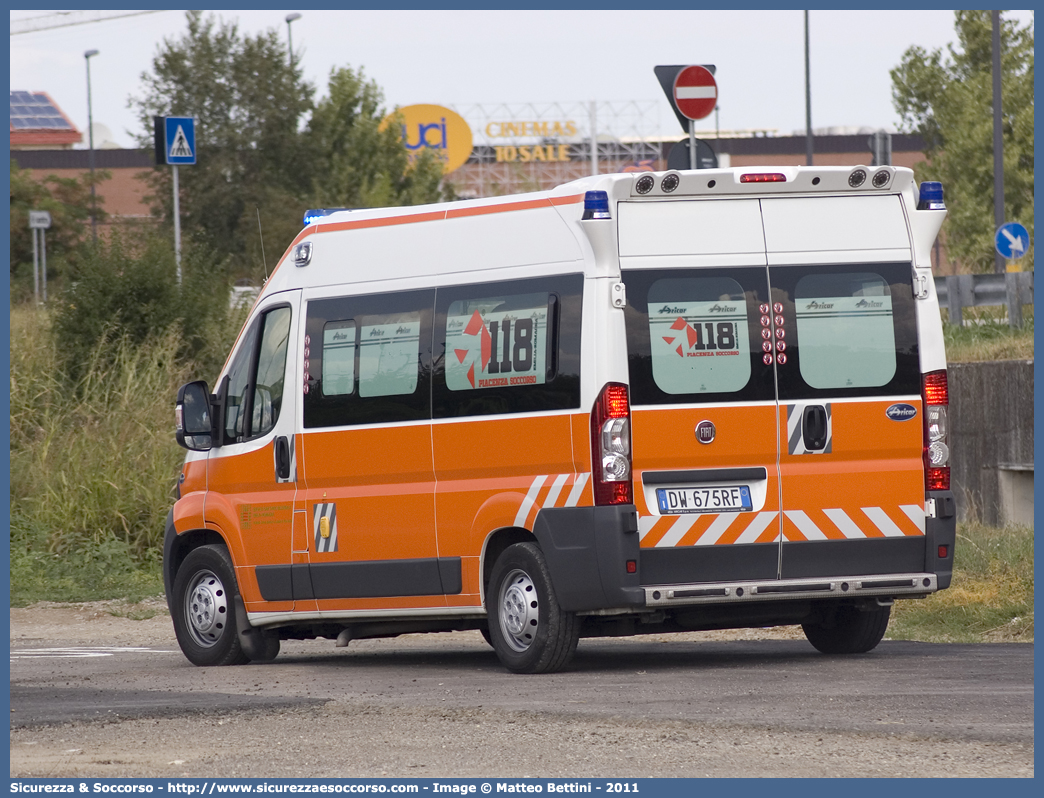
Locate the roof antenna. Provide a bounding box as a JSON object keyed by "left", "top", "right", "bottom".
{"left": 256, "top": 207, "right": 268, "bottom": 282}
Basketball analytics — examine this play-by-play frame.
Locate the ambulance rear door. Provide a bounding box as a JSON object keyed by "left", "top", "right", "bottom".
{"left": 620, "top": 198, "right": 783, "bottom": 585}
{"left": 761, "top": 195, "right": 927, "bottom": 580}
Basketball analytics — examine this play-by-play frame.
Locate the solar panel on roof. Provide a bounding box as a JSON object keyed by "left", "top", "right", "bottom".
{"left": 10, "top": 90, "right": 75, "bottom": 131}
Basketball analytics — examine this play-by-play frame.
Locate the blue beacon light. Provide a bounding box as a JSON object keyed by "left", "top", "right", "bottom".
{"left": 303, "top": 208, "right": 350, "bottom": 225}
{"left": 582, "top": 190, "right": 611, "bottom": 220}
{"left": 917, "top": 182, "right": 945, "bottom": 211}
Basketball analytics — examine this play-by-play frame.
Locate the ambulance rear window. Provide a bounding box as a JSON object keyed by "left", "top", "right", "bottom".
{"left": 647, "top": 276, "right": 751, "bottom": 395}
{"left": 793, "top": 272, "right": 896, "bottom": 389}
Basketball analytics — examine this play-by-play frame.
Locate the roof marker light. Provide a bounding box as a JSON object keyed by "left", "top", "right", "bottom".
{"left": 303, "top": 208, "right": 349, "bottom": 225}
{"left": 582, "top": 190, "right": 611, "bottom": 220}
{"left": 740, "top": 173, "right": 786, "bottom": 183}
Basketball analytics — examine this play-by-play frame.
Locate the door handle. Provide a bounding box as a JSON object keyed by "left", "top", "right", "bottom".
{"left": 274, "top": 436, "right": 291, "bottom": 481}
{"left": 802, "top": 405, "right": 828, "bottom": 451}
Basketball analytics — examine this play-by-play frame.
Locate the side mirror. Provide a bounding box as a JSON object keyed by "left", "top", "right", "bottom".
{"left": 175, "top": 380, "right": 214, "bottom": 451}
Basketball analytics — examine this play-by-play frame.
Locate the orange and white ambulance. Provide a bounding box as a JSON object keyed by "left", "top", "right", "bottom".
{"left": 169, "top": 165, "right": 956, "bottom": 673}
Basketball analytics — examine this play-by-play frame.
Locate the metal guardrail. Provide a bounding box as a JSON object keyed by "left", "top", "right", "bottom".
{"left": 934, "top": 272, "right": 1034, "bottom": 327}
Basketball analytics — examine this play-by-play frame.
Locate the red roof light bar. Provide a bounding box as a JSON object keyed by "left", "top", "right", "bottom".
{"left": 740, "top": 173, "right": 787, "bottom": 183}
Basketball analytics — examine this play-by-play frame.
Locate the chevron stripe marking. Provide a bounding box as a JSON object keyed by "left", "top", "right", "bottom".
{"left": 900, "top": 503, "right": 926, "bottom": 533}
{"left": 542, "top": 473, "right": 569, "bottom": 508}
{"left": 784, "top": 510, "right": 829, "bottom": 541}
{"left": 862, "top": 506, "right": 909, "bottom": 537}
{"left": 692, "top": 513, "right": 739, "bottom": 546}
{"left": 655, "top": 515, "right": 701, "bottom": 548}
{"left": 514, "top": 476, "right": 547, "bottom": 527}
{"left": 822, "top": 508, "right": 867, "bottom": 539}
{"left": 564, "top": 473, "right": 590, "bottom": 507}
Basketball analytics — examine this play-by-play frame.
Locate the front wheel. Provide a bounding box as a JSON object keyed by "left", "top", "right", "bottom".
{"left": 486, "top": 542, "right": 579, "bottom": 674}
{"left": 171, "top": 545, "right": 250, "bottom": 666}
{"left": 802, "top": 603, "right": 891, "bottom": 655}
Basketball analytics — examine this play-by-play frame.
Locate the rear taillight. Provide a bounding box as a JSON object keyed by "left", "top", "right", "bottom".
{"left": 591, "top": 382, "right": 633, "bottom": 505}
{"left": 922, "top": 370, "right": 950, "bottom": 491}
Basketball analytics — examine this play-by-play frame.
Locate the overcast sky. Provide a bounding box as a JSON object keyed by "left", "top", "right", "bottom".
{"left": 10, "top": 8, "right": 1035, "bottom": 149}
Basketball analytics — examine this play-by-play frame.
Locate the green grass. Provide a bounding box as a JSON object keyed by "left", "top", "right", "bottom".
{"left": 888, "top": 522, "right": 1034, "bottom": 643}
{"left": 9, "top": 305, "right": 187, "bottom": 606}
{"left": 943, "top": 306, "right": 1034, "bottom": 362}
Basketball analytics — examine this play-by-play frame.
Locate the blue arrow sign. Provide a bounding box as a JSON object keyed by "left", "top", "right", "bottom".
{"left": 995, "top": 222, "right": 1029, "bottom": 259}
{"left": 164, "top": 117, "right": 196, "bottom": 165}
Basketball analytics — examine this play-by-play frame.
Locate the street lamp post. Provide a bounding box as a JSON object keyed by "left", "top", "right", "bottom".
{"left": 84, "top": 48, "right": 99, "bottom": 242}
{"left": 285, "top": 13, "right": 301, "bottom": 67}
{"left": 804, "top": 11, "right": 813, "bottom": 166}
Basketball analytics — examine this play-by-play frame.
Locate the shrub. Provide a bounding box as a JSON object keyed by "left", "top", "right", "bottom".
{"left": 50, "top": 230, "right": 240, "bottom": 384}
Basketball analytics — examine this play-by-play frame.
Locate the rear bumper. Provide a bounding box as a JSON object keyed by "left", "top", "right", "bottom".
{"left": 644, "top": 572, "right": 937, "bottom": 609}
{"left": 535, "top": 491, "right": 957, "bottom": 613}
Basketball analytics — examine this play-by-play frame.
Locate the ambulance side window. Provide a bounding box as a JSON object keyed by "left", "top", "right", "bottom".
{"left": 432, "top": 274, "right": 583, "bottom": 419}
{"left": 251, "top": 307, "right": 292, "bottom": 437}
{"left": 223, "top": 305, "right": 290, "bottom": 443}
{"left": 304, "top": 290, "right": 434, "bottom": 428}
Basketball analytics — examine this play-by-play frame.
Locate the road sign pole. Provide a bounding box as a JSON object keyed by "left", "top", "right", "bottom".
{"left": 41, "top": 229, "right": 47, "bottom": 303}
{"left": 172, "top": 164, "right": 182, "bottom": 283}
{"left": 688, "top": 119, "right": 697, "bottom": 170}
{"left": 32, "top": 228, "right": 39, "bottom": 305}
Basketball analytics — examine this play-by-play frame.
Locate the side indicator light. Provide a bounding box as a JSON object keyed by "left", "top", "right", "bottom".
{"left": 938, "top": 545, "right": 949, "bottom": 559}
{"left": 626, "top": 560, "right": 637, "bottom": 574}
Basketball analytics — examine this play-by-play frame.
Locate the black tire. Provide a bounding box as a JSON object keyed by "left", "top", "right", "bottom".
{"left": 486, "top": 542, "right": 580, "bottom": 674}
{"left": 171, "top": 545, "right": 250, "bottom": 666}
{"left": 802, "top": 603, "right": 891, "bottom": 655}
{"left": 478, "top": 626, "right": 494, "bottom": 648}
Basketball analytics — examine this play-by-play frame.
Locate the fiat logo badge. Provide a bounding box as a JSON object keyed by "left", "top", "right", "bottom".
{"left": 695, "top": 420, "right": 715, "bottom": 444}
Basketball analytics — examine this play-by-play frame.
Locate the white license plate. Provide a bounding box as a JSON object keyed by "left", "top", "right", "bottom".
{"left": 656, "top": 485, "right": 752, "bottom": 514}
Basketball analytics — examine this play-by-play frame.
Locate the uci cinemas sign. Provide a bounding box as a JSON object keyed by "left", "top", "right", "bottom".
{"left": 386, "top": 105, "right": 579, "bottom": 171}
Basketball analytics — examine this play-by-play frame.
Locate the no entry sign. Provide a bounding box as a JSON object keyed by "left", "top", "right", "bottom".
{"left": 673, "top": 65, "right": 718, "bottom": 121}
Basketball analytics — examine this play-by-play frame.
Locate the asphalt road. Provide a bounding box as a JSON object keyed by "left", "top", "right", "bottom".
{"left": 8, "top": 612, "right": 1035, "bottom": 778}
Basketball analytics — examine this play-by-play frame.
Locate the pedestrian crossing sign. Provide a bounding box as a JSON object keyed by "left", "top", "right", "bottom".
{"left": 159, "top": 116, "right": 196, "bottom": 165}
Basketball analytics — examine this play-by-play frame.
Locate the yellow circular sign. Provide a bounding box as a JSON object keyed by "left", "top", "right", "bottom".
{"left": 382, "top": 104, "right": 473, "bottom": 174}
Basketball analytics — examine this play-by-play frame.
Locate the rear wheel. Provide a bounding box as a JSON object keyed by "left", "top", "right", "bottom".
{"left": 802, "top": 603, "right": 891, "bottom": 655}
{"left": 171, "top": 545, "right": 250, "bottom": 666}
{"left": 486, "top": 542, "right": 579, "bottom": 674}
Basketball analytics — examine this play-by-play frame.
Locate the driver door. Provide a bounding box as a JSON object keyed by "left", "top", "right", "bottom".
{"left": 204, "top": 290, "right": 308, "bottom": 613}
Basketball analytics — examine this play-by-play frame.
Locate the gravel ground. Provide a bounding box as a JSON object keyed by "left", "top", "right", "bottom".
{"left": 9, "top": 600, "right": 1034, "bottom": 779}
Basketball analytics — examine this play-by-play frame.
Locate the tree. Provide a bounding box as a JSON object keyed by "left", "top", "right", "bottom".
{"left": 130, "top": 13, "right": 451, "bottom": 283}
{"left": 307, "top": 66, "right": 447, "bottom": 209}
{"left": 129, "top": 11, "right": 316, "bottom": 278}
{"left": 891, "top": 11, "right": 1034, "bottom": 272}
{"left": 9, "top": 160, "right": 106, "bottom": 300}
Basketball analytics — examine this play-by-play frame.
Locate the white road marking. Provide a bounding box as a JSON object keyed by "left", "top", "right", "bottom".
{"left": 10, "top": 646, "right": 173, "bottom": 660}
